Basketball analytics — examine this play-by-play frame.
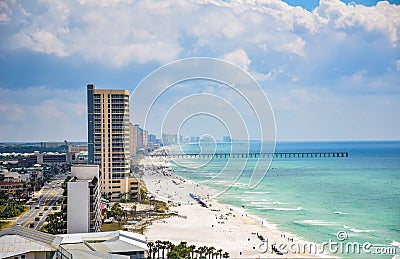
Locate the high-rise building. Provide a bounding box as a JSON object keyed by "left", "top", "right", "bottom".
{"left": 129, "top": 123, "right": 138, "bottom": 156}
{"left": 162, "top": 133, "right": 178, "bottom": 145}
{"left": 130, "top": 123, "right": 145, "bottom": 154}
{"left": 87, "top": 84, "right": 140, "bottom": 201}
{"left": 223, "top": 136, "right": 232, "bottom": 143}
{"left": 143, "top": 130, "right": 148, "bottom": 147}
{"left": 137, "top": 127, "right": 144, "bottom": 150}
{"left": 62, "top": 165, "right": 102, "bottom": 233}
{"left": 148, "top": 134, "right": 157, "bottom": 144}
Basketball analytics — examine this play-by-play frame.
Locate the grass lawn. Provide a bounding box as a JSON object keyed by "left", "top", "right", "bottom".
{"left": 0, "top": 221, "right": 15, "bottom": 230}
{"left": 101, "top": 221, "right": 127, "bottom": 232}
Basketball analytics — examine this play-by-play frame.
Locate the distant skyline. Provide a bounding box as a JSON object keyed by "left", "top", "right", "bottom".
{"left": 0, "top": 0, "right": 399, "bottom": 142}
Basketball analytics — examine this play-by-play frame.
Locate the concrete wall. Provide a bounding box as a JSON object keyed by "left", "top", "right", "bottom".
{"left": 67, "top": 181, "right": 89, "bottom": 233}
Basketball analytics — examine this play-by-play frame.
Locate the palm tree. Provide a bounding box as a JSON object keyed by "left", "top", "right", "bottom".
{"left": 195, "top": 248, "right": 201, "bottom": 259}
{"left": 208, "top": 247, "right": 216, "bottom": 259}
{"left": 188, "top": 245, "right": 196, "bottom": 259}
{"left": 131, "top": 204, "right": 137, "bottom": 217}
{"left": 155, "top": 240, "right": 163, "bottom": 259}
{"left": 222, "top": 252, "right": 229, "bottom": 259}
{"left": 160, "top": 242, "right": 167, "bottom": 258}
{"left": 152, "top": 245, "right": 158, "bottom": 259}
{"left": 198, "top": 246, "right": 208, "bottom": 259}
{"left": 165, "top": 241, "right": 175, "bottom": 258}
{"left": 148, "top": 242, "right": 154, "bottom": 259}
{"left": 217, "top": 249, "right": 222, "bottom": 259}
{"left": 204, "top": 247, "right": 210, "bottom": 259}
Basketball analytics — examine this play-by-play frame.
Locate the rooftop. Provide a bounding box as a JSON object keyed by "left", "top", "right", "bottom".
{"left": 58, "top": 230, "right": 148, "bottom": 253}
{"left": 0, "top": 226, "right": 62, "bottom": 258}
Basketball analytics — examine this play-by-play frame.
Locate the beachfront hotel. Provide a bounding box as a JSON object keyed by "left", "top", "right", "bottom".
{"left": 87, "top": 84, "right": 140, "bottom": 201}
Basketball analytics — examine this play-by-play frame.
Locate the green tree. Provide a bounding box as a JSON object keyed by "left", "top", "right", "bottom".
{"left": 110, "top": 202, "right": 124, "bottom": 221}
{"left": 0, "top": 202, "right": 25, "bottom": 218}
{"left": 167, "top": 250, "right": 181, "bottom": 259}
{"left": 165, "top": 241, "right": 174, "bottom": 259}
{"left": 140, "top": 187, "right": 148, "bottom": 200}
{"left": 45, "top": 212, "right": 65, "bottom": 234}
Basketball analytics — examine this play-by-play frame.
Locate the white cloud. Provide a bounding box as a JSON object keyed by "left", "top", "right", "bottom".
{"left": 2, "top": 0, "right": 399, "bottom": 67}
{"left": 12, "top": 30, "right": 68, "bottom": 56}
{"left": 222, "top": 48, "right": 251, "bottom": 70}
{"left": 315, "top": 0, "right": 400, "bottom": 45}
{"left": 0, "top": 1, "right": 10, "bottom": 23}
{"left": 274, "top": 37, "right": 305, "bottom": 56}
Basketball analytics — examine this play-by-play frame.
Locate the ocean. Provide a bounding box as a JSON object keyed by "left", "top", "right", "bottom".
{"left": 168, "top": 141, "right": 400, "bottom": 258}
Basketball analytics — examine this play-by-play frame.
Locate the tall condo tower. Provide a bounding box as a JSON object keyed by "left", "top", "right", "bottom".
{"left": 87, "top": 84, "right": 140, "bottom": 201}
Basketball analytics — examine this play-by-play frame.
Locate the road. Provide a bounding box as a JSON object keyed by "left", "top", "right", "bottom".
{"left": 16, "top": 175, "right": 66, "bottom": 230}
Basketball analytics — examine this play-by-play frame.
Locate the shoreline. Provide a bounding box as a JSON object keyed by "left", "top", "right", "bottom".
{"left": 140, "top": 155, "right": 333, "bottom": 258}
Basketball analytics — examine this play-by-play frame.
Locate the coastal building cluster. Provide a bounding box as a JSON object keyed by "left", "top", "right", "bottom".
{"left": 0, "top": 84, "right": 236, "bottom": 259}
{"left": 0, "top": 84, "right": 160, "bottom": 258}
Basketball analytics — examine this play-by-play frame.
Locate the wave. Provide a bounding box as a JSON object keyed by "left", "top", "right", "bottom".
{"left": 391, "top": 241, "right": 400, "bottom": 247}
{"left": 298, "top": 220, "right": 337, "bottom": 227}
{"left": 334, "top": 211, "right": 349, "bottom": 215}
{"left": 344, "top": 225, "right": 374, "bottom": 233}
{"left": 250, "top": 201, "right": 270, "bottom": 206}
{"left": 273, "top": 201, "right": 290, "bottom": 205}
{"left": 244, "top": 191, "right": 270, "bottom": 194}
{"left": 232, "top": 183, "right": 247, "bottom": 189}
{"left": 233, "top": 182, "right": 247, "bottom": 186}
{"left": 261, "top": 206, "right": 303, "bottom": 211}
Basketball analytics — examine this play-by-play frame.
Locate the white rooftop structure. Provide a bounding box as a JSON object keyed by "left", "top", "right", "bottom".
{"left": 0, "top": 226, "right": 147, "bottom": 259}
{"left": 0, "top": 225, "right": 63, "bottom": 258}
{"left": 58, "top": 230, "right": 147, "bottom": 259}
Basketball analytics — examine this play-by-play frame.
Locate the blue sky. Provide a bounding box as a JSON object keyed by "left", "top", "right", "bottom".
{"left": 0, "top": 0, "right": 399, "bottom": 142}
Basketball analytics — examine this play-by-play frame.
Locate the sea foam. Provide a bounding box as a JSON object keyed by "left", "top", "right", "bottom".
{"left": 298, "top": 220, "right": 337, "bottom": 227}
{"left": 344, "top": 225, "right": 374, "bottom": 233}
{"left": 262, "top": 206, "right": 303, "bottom": 211}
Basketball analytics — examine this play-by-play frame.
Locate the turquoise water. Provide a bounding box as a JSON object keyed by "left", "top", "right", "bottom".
{"left": 169, "top": 141, "right": 400, "bottom": 258}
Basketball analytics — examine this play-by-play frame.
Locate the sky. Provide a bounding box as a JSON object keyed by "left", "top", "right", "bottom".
{"left": 0, "top": 0, "right": 399, "bottom": 142}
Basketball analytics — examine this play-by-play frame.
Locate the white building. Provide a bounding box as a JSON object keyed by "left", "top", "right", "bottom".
{"left": 58, "top": 230, "right": 148, "bottom": 259}
{"left": 0, "top": 225, "right": 66, "bottom": 259}
{"left": 63, "top": 165, "right": 102, "bottom": 234}
{"left": 0, "top": 226, "right": 148, "bottom": 259}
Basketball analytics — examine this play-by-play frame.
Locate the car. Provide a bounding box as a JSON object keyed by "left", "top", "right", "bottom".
{"left": 35, "top": 206, "right": 40, "bottom": 209}
{"left": 44, "top": 207, "right": 48, "bottom": 210}
{"left": 52, "top": 206, "right": 57, "bottom": 210}
{"left": 39, "top": 212, "right": 43, "bottom": 216}
{"left": 29, "top": 222, "right": 34, "bottom": 228}
{"left": 35, "top": 217, "right": 40, "bottom": 221}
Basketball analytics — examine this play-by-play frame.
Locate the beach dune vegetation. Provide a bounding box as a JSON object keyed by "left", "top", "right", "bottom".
{"left": 147, "top": 240, "right": 229, "bottom": 259}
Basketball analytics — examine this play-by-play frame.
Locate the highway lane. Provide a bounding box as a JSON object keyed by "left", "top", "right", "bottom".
{"left": 16, "top": 175, "right": 66, "bottom": 230}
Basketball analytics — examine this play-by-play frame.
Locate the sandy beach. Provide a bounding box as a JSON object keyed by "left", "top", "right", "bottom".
{"left": 141, "top": 155, "right": 327, "bottom": 258}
